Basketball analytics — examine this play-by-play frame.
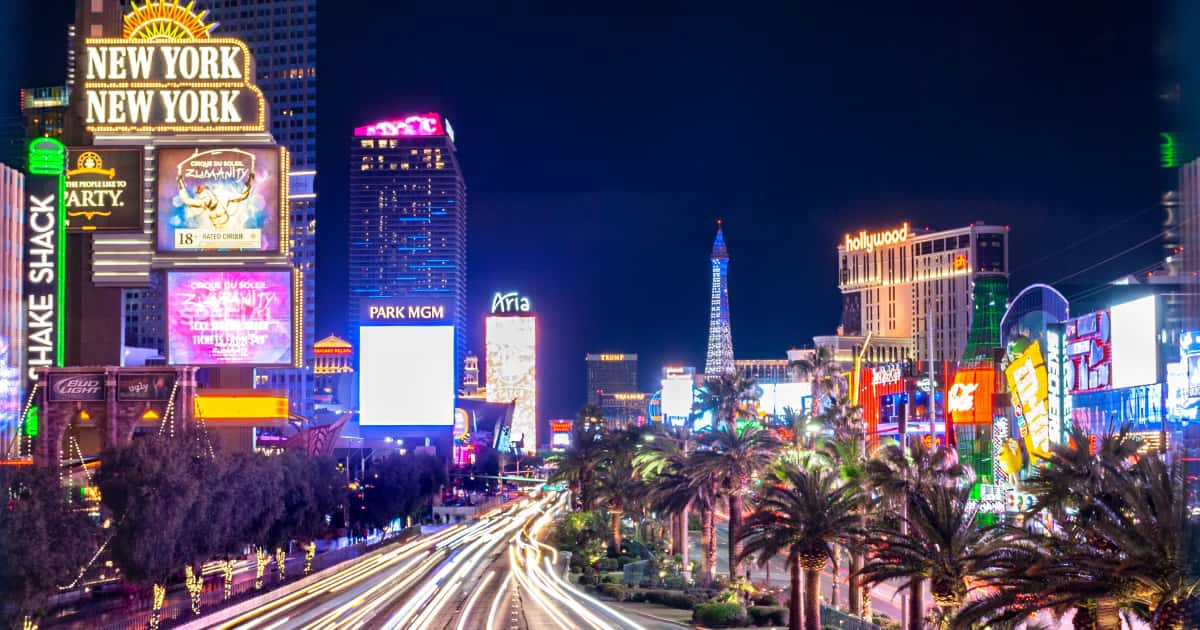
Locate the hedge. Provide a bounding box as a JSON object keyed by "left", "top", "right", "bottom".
{"left": 748, "top": 606, "right": 788, "bottom": 626}
{"left": 693, "top": 602, "right": 748, "bottom": 628}
{"left": 598, "top": 583, "right": 626, "bottom": 600}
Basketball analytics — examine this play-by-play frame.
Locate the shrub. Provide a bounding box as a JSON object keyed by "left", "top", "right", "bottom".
{"left": 752, "top": 591, "right": 780, "bottom": 607}
{"left": 597, "top": 557, "right": 619, "bottom": 571}
{"left": 616, "top": 554, "right": 637, "bottom": 567}
{"left": 748, "top": 606, "right": 788, "bottom": 627}
{"left": 692, "top": 602, "right": 748, "bottom": 628}
{"left": 638, "top": 589, "right": 696, "bottom": 610}
{"left": 872, "top": 614, "right": 901, "bottom": 629}
{"left": 598, "top": 583, "right": 626, "bottom": 600}
{"left": 599, "top": 571, "right": 624, "bottom": 584}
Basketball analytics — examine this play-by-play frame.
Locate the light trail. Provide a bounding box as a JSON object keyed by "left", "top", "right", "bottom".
{"left": 455, "top": 570, "right": 494, "bottom": 630}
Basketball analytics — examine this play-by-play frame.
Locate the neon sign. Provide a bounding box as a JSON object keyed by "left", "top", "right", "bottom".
{"left": 948, "top": 367, "right": 995, "bottom": 425}
{"left": 353, "top": 114, "right": 444, "bottom": 138}
{"left": 843, "top": 222, "right": 909, "bottom": 253}
{"left": 948, "top": 382, "right": 979, "bottom": 413}
{"left": 598, "top": 354, "right": 626, "bottom": 362}
{"left": 872, "top": 363, "right": 902, "bottom": 386}
{"left": 25, "top": 138, "right": 67, "bottom": 383}
{"left": 490, "top": 291, "right": 531, "bottom": 314}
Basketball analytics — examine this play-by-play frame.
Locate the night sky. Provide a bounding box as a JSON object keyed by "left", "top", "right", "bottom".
{"left": 8, "top": 1, "right": 1164, "bottom": 420}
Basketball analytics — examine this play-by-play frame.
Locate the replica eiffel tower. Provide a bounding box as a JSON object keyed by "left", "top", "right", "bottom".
{"left": 704, "top": 221, "right": 735, "bottom": 376}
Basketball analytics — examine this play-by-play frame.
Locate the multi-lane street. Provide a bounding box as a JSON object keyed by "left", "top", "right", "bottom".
{"left": 213, "top": 492, "right": 645, "bottom": 630}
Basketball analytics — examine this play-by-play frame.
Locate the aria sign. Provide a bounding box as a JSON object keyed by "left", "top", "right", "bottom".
{"left": 490, "top": 292, "right": 532, "bottom": 315}
{"left": 83, "top": 39, "right": 265, "bottom": 133}
{"left": 25, "top": 139, "right": 67, "bottom": 383}
{"left": 843, "top": 222, "right": 909, "bottom": 254}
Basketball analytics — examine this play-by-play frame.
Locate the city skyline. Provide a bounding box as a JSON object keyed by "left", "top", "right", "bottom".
{"left": 4, "top": 0, "right": 1163, "bottom": 418}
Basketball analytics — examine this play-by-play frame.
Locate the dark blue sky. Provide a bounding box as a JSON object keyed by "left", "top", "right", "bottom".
{"left": 9, "top": 1, "right": 1164, "bottom": 419}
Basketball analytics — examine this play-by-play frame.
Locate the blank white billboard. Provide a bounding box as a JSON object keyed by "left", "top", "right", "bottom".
{"left": 758, "top": 382, "right": 812, "bottom": 417}
{"left": 359, "top": 325, "right": 455, "bottom": 426}
{"left": 1110, "top": 296, "right": 1157, "bottom": 390}
{"left": 661, "top": 377, "right": 694, "bottom": 419}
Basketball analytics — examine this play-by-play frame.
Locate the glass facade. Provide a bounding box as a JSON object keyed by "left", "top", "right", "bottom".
{"left": 348, "top": 130, "right": 467, "bottom": 378}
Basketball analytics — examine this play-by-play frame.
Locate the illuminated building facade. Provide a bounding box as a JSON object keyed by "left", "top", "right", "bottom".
{"left": 204, "top": 0, "right": 318, "bottom": 418}
{"left": 348, "top": 114, "right": 467, "bottom": 378}
{"left": 705, "top": 223, "right": 734, "bottom": 375}
{"left": 17, "top": 87, "right": 70, "bottom": 165}
{"left": 486, "top": 314, "right": 536, "bottom": 454}
{"left": 585, "top": 352, "right": 638, "bottom": 405}
{"left": 313, "top": 334, "right": 354, "bottom": 413}
{"left": 837, "top": 222, "right": 1009, "bottom": 363}
{"left": 0, "top": 164, "right": 23, "bottom": 454}
{"left": 596, "top": 391, "right": 647, "bottom": 429}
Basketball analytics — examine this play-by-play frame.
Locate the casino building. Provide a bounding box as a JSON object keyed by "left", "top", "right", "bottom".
{"left": 348, "top": 115, "right": 467, "bottom": 376}
{"left": 836, "top": 222, "right": 1009, "bottom": 364}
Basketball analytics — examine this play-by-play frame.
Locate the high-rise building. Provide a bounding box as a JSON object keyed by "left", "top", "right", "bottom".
{"left": 705, "top": 222, "right": 734, "bottom": 375}
{"left": 0, "top": 163, "right": 23, "bottom": 453}
{"left": 836, "top": 222, "right": 1009, "bottom": 363}
{"left": 585, "top": 352, "right": 638, "bottom": 405}
{"left": 202, "top": 0, "right": 318, "bottom": 418}
{"left": 348, "top": 114, "right": 467, "bottom": 374}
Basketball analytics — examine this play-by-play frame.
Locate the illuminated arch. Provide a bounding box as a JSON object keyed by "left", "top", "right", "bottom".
{"left": 123, "top": 0, "right": 217, "bottom": 41}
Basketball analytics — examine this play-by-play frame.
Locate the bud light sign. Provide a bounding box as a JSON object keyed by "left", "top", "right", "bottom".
{"left": 48, "top": 373, "right": 105, "bottom": 402}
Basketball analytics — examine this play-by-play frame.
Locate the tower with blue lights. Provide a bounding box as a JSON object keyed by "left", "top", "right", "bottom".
{"left": 705, "top": 221, "right": 735, "bottom": 375}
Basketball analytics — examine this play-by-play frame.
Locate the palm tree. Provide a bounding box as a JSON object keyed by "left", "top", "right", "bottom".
{"left": 790, "top": 345, "right": 840, "bottom": 415}
{"left": 860, "top": 482, "right": 998, "bottom": 628}
{"left": 696, "top": 372, "right": 759, "bottom": 432}
{"left": 592, "top": 425, "right": 648, "bottom": 552}
{"left": 958, "top": 430, "right": 1200, "bottom": 630}
{"left": 862, "top": 440, "right": 967, "bottom": 630}
{"left": 818, "top": 432, "right": 868, "bottom": 615}
{"left": 549, "top": 413, "right": 607, "bottom": 509}
{"left": 739, "top": 464, "right": 861, "bottom": 630}
{"left": 689, "top": 421, "right": 783, "bottom": 578}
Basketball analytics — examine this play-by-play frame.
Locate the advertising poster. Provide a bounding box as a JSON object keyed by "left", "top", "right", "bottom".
{"left": 117, "top": 374, "right": 176, "bottom": 401}
{"left": 1006, "top": 341, "right": 1050, "bottom": 461}
{"left": 948, "top": 367, "right": 995, "bottom": 426}
{"left": 65, "top": 148, "right": 142, "bottom": 231}
{"left": 47, "top": 373, "right": 105, "bottom": 402}
{"left": 157, "top": 147, "right": 281, "bottom": 253}
{"left": 166, "top": 271, "right": 293, "bottom": 366}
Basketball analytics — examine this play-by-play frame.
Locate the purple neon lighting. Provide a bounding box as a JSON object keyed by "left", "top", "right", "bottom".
{"left": 354, "top": 114, "right": 443, "bottom": 137}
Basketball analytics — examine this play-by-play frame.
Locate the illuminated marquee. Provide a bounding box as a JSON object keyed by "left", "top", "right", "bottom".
{"left": 843, "top": 222, "right": 909, "bottom": 253}
{"left": 486, "top": 315, "right": 536, "bottom": 454}
{"left": 1064, "top": 309, "right": 1112, "bottom": 393}
{"left": 1006, "top": 341, "right": 1050, "bottom": 461}
{"left": 353, "top": 114, "right": 444, "bottom": 137}
{"left": 83, "top": 38, "right": 265, "bottom": 133}
{"left": 598, "top": 354, "right": 626, "bottom": 362}
{"left": 25, "top": 139, "right": 67, "bottom": 383}
{"left": 367, "top": 304, "right": 446, "bottom": 322}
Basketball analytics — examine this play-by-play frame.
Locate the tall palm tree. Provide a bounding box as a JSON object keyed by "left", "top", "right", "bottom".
{"left": 635, "top": 426, "right": 697, "bottom": 565}
{"left": 739, "top": 464, "right": 861, "bottom": 630}
{"left": 790, "top": 345, "right": 840, "bottom": 415}
{"left": 549, "top": 413, "right": 607, "bottom": 509}
{"left": 696, "top": 373, "right": 759, "bottom": 432}
{"left": 863, "top": 440, "right": 967, "bottom": 630}
{"left": 818, "top": 432, "right": 868, "bottom": 615}
{"left": 589, "top": 425, "right": 649, "bottom": 551}
{"left": 860, "top": 482, "right": 997, "bottom": 628}
{"left": 689, "top": 421, "right": 783, "bottom": 578}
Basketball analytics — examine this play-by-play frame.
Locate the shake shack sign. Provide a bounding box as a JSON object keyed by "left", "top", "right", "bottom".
{"left": 48, "top": 373, "right": 105, "bottom": 402}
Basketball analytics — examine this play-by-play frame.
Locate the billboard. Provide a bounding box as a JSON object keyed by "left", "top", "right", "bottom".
{"left": 156, "top": 147, "right": 283, "bottom": 253}
{"left": 1183, "top": 329, "right": 1200, "bottom": 397}
{"left": 117, "top": 374, "right": 176, "bottom": 401}
{"left": 1110, "top": 296, "right": 1158, "bottom": 389}
{"left": 65, "top": 148, "right": 142, "bottom": 231}
{"left": 948, "top": 367, "right": 995, "bottom": 425}
{"left": 25, "top": 138, "right": 66, "bottom": 383}
{"left": 757, "top": 382, "right": 812, "bottom": 418}
{"left": 1006, "top": 341, "right": 1050, "bottom": 461}
{"left": 661, "top": 377, "right": 695, "bottom": 420}
{"left": 1065, "top": 309, "right": 1112, "bottom": 394}
{"left": 166, "top": 270, "right": 293, "bottom": 366}
{"left": 486, "top": 316, "right": 536, "bottom": 453}
{"left": 47, "top": 373, "right": 105, "bottom": 402}
{"left": 83, "top": 38, "right": 265, "bottom": 134}
{"left": 359, "top": 325, "right": 454, "bottom": 426}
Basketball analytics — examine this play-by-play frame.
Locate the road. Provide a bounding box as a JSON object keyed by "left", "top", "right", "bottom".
{"left": 213, "top": 492, "right": 645, "bottom": 630}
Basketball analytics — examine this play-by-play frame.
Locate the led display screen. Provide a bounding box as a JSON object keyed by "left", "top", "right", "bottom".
{"left": 166, "top": 270, "right": 293, "bottom": 366}
{"left": 948, "top": 367, "right": 995, "bottom": 426}
{"left": 486, "top": 316, "right": 536, "bottom": 453}
{"left": 1110, "top": 296, "right": 1158, "bottom": 390}
{"left": 157, "top": 146, "right": 282, "bottom": 253}
{"left": 65, "top": 148, "right": 143, "bottom": 231}
{"left": 757, "top": 382, "right": 812, "bottom": 417}
{"left": 359, "top": 325, "right": 455, "bottom": 426}
{"left": 661, "top": 377, "right": 694, "bottom": 419}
